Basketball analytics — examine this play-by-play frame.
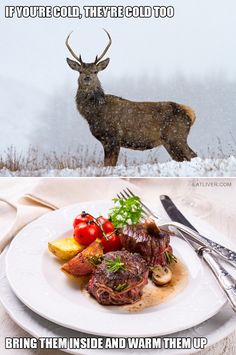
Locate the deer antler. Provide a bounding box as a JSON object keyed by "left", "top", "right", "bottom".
{"left": 66, "top": 31, "right": 83, "bottom": 64}
{"left": 94, "top": 29, "right": 112, "bottom": 64}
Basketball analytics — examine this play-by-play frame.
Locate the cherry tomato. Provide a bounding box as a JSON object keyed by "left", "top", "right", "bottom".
{"left": 73, "top": 221, "right": 101, "bottom": 246}
{"left": 97, "top": 216, "right": 115, "bottom": 235}
{"left": 97, "top": 216, "right": 107, "bottom": 225}
{"left": 100, "top": 232, "right": 122, "bottom": 253}
{"left": 73, "top": 211, "right": 93, "bottom": 229}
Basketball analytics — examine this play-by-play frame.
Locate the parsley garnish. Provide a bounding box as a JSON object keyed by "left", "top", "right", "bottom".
{"left": 109, "top": 196, "right": 143, "bottom": 228}
{"left": 88, "top": 255, "right": 103, "bottom": 266}
{"left": 105, "top": 256, "right": 126, "bottom": 273}
{"left": 164, "top": 251, "right": 177, "bottom": 264}
{"left": 113, "top": 283, "right": 128, "bottom": 292}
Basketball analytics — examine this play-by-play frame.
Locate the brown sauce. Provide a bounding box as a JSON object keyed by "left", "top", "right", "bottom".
{"left": 124, "top": 260, "right": 188, "bottom": 312}
{"left": 74, "top": 259, "right": 188, "bottom": 312}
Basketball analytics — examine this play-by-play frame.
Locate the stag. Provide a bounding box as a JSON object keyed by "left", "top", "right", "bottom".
{"left": 66, "top": 30, "right": 197, "bottom": 166}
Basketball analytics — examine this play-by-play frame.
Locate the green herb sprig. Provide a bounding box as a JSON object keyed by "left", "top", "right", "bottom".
{"left": 164, "top": 251, "right": 177, "bottom": 264}
{"left": 88, "top": 255, "right": 103, "bottom": 266}
{"left": 105, "top": 256, "right": 126, "bottom": 273}
{"left": 108, "top": 196, "right": 143, "bottom": 228}
{"left": 113, "top": 283, "right": 128, "bottom": 292}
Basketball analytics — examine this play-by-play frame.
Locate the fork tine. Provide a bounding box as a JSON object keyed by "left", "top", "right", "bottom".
{"left": 122, "top": 189, "right": 130, "bottom": 199}
{"left": 125, "top": 187, "right": 156, "bottom": 218}
{"left": 120, "top": 192, "right": 127, "bottom": 200}
{"left": 125, "top": 188, "right": 135, "bottom": 197}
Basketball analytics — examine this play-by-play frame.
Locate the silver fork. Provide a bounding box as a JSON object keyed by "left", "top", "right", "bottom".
{"left": 117, "top": 188, "right": 236, "bottom": 311}
{"left": 117, "top": 188, "right": 236, "bottom": 268}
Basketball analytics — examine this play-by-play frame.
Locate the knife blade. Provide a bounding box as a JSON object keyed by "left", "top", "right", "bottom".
{"left": 160, "top": 195, "right": 236, "bottom": 268}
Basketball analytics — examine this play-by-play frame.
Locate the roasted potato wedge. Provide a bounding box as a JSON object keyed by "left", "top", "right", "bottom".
{"left": 48, "top": 237, "right": 85, "bottom": 261}
{"left": 61, "top": 240, "right": 103, "bottom": 276}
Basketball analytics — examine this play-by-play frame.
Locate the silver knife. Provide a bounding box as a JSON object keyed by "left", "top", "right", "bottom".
{"left": 177, "top": 229, "right": 236, "bottom": 312}
{"left": 160, "top": 195, "right": 236, "bottom": 268}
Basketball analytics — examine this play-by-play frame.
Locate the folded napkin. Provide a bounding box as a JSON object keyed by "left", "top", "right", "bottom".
{"left": 0, "top": 178, "right": 136, "bottom": 253}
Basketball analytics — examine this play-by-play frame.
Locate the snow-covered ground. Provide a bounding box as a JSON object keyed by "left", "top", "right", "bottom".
{"left": 0, "top": 157, "right": 235, "bottom": 177}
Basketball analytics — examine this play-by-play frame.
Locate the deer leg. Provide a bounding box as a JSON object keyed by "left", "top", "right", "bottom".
{"left": 182, "top": 144, "right": 197, "bottom": 160}
{"left": 176, "top": 140, "right": 197, "bottom": 160}
{"left": 163, "top": 141, "right": 197, "bottom": 162}
{"left": 161, "top": 111, "right": 197, "bottom": 162}
{"left": 163, "top": 142, "right": 186, "bottom": 161}
{"left": 103, "top": 144, "right": 120, "bottom": 167}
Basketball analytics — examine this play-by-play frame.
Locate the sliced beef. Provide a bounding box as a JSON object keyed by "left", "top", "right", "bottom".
{"left": 87, "top": 250, "right": 148, "bottom": 305}
{"left": 120, "top": 220, "right": 172, "bottom": 267}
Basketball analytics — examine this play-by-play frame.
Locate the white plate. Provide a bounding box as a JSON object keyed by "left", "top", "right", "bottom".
{"left": 1, "top": 248, "right": 236, "bottom": 355}
{"left": 6, "top": 201, "right": 226, "bottom": 337}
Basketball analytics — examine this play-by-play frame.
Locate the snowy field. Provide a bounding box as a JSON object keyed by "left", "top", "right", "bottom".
{"left": 0, "top": 157, "right": 235, "bottom": 177}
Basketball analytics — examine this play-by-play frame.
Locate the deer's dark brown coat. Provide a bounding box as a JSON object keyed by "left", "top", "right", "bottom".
{"left": 66, "top": 31, "right": 197, "bottom": 166}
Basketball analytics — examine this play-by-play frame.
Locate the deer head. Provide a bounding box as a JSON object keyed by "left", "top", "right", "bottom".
{"left": 66, "top": 29, "right": 112, "bottom": 90}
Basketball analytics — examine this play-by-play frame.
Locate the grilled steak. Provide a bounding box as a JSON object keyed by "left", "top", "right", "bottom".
{"left": 120, "top": 220, "right": 172, "bottom": 266}
{"left": 87, "top": 250, "right": 148, "bottom": 305}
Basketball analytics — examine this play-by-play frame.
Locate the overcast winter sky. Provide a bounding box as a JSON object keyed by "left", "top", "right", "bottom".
{"left": 0, "top": 0, "right": 236, "bottom": 95}
{"left": 0, "top": 0, "right": 236, "bottom": 161}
